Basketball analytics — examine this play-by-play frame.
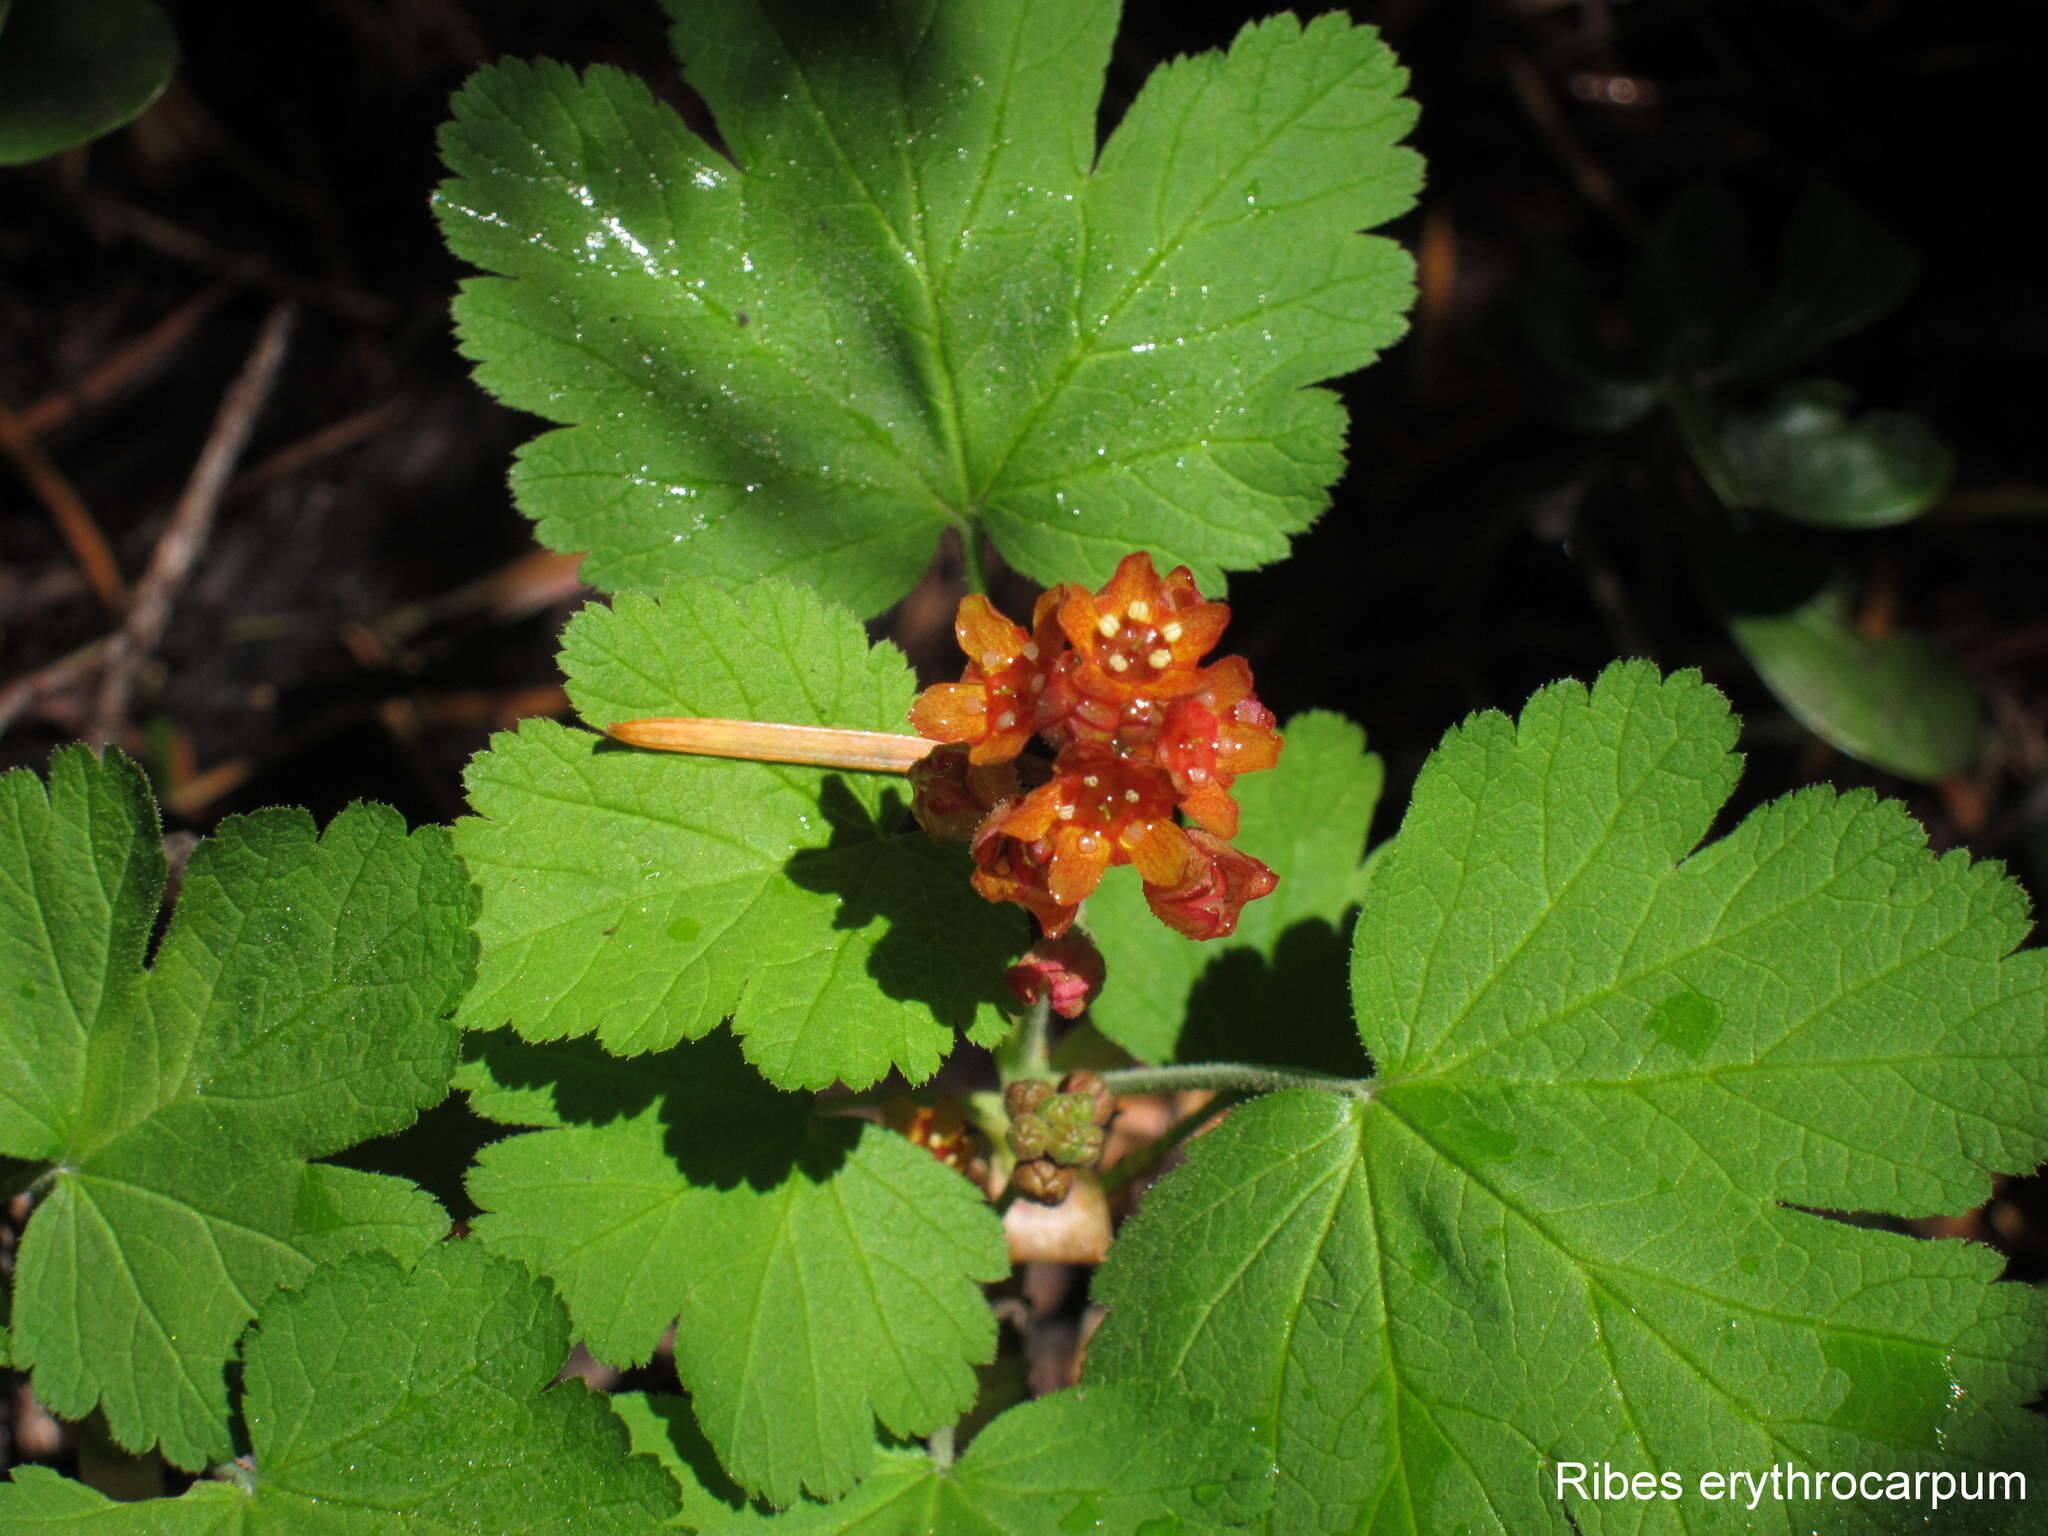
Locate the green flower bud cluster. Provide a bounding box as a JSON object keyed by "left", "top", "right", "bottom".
{"left": 1004, "top": 1072, "right": 1114, "bottom": 1204}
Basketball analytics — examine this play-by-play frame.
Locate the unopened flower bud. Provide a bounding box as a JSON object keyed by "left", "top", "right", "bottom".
{"left": 1042, "top": 1092, "right": 1095, "bottom": 1130}
{"left": 1048, "top": 1123, "right": 1106, "bottom": 1167}
{"left": 909, "top": 744, "right": 1018, "bottom": 843}
{"left": 1008, "top": 1112, "right": 1051, "bottom": 1161}
{"left": 1012, "top": 1158, "right": 1073, "bottom": 1204}
{"left": 1058, "top": 1070, "right": 1113, "bottom": 1125}
{"left": 1004, "top": 1079, "right": 1052, "bottom": 1119}
{"left": 1004, "top": 932, "right": 1106, "bottom": 1019}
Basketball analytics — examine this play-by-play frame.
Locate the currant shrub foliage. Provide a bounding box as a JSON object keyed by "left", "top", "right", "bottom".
{"left": 1092, "top": 664, "right": 2048, "bottom": 1533}
{"left": 435, "top": 0, "right": 1420, "bottom": 611}
{"left": 6, "top": 2, "right": 2046, "bottom": 1533}
{"left": 0, "top": 749, "right": 472, "bottom": 1470}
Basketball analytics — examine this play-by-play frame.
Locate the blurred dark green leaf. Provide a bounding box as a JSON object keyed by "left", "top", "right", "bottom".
{"left": 1723, "top": 184, "right": 1919, "bottom": 383}
{"left": 1518, "top": 250, "right": 1659, "bottom": 432}
{"left": 1719, "top": 552, "right": 1979, "bottom": 782}
{"left": 1629, "top": 185, "right": 1761, "bottom": 370}
{"left": 1720, "top": 379, "right": 1955, "bottom": 528}
{"left": 0, "top": 0, "right": 176, "bottom": 166}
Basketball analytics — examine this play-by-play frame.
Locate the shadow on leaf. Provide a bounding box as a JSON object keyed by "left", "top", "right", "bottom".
{"left": 782, "top": 775, "right": 1021, "bottom": 1034}
{"left": 463, "top": 1029, "right": 852, "bottom": 1192}
{"left": 1175, "top": 915, "right": 1373, "bottom": 1075}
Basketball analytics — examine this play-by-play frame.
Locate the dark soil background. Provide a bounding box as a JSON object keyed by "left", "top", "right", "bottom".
{"left": 5, "top": 0, "right": 2045, "bottom": 1486}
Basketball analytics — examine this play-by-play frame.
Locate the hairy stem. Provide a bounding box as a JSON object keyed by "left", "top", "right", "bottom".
{"left": 1101, "top": 1062, "right": 1373, "bottom": 1099}
{"left": 961, "top": 521, "right": 991, "bottom": 596}
{"left": 993, "top": 996, "right": 1052, "bottom": 1085}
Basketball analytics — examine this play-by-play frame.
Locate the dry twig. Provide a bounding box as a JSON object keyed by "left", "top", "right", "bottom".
{"left": 8, "top": 284, "right": 231, "bottom": 441}
{"left": 91, "top": 303, "right": 298, "bottom": 745}
{"left": 0, "top": 637, "right": 111, "bottom": 738}
{"left": 0, "top": 401, "right": 129, "bottom": 613}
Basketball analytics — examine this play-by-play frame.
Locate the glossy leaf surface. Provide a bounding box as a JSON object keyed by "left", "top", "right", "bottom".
{"left": 1720, "top": 380, "right": 1954, "bottom": 529}
{"left": 0, "top": 0, "right": 176, "bottom": 165}
{"left": 436, "top": 3, "right": 1420, "bottom": 613}
{"left": 1717, "top": 549, "right": 1981, "bottom": 782}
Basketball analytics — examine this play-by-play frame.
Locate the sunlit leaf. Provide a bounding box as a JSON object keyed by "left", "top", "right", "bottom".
{"left": 455, "top": 579, "right": 1022, "bottom": 1090}
{"left": 0, "top": 1245, "right": 681, "bottom": 1531}
{"left": 436, "top": 4, "right": 1420, "bottom": 613}
{"left": 1092, "top": 663, "right": 2048, "bottom": 1533}
{"left": 0, "top": 749, "right": 473, "bottom": 1468}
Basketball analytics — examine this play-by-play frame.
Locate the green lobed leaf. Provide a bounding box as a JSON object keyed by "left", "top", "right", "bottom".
{"left": 619, "top": 1385, "right": 1273, "bottom": 1534}
{"left": 435, "top": 3, "right": 1420, "bottom": 614}
{"left": 0, "top": 1243, "right": 681, "bottom": 1532}
{"left": 1086, "top": 711, "right": 1381, "bottom": 1070}
{"left": 0, "top": 0, "right": 177, "bottom": 166}
{"left": 460, "top": 1031, "right": 1009, "bottom": 1507}
{"left": 1091, "top": 662, "right": 2048, "bottom": 1533}
{"left": 0, "top": 748, "right": 474, "bottom": 1468}
{"left": 1720, "top": 559, "right": 1981, "bottom": 783}
{"left": 1719, "top": 380, "right": 1955, "bottom": 529}
{"left": 455, "top": 578, "right": 1022, "bottom": 1090}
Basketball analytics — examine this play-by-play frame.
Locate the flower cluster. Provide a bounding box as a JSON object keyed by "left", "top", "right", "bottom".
{"left": 908, "top": 553, "right": 1280, "bottom": 939}
{"left": 1004, "top": 1073, "right": 1114, "bottom": 1204}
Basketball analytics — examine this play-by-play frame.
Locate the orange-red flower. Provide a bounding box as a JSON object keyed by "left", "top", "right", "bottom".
{"left": 880, "top": 1098, "right": 990, "bottom": 1186}
{"left": 1054, "top": 552, "right": 1229, "bottom": 709}
{"left": 911, "top": 553, "right": 1282, "bottom": 941}
{"left": 971, "top": 818, "right": 1076, "bottom": 936}
{"left": 1155, "top": 660, "right": 1282, "bottom": 839}
{"left": 987, "top": 749, "right": 1189, "bottom": 908}
{"left": 1143, "top": 829, "right": 1278, "bottom": 941}
{"left": 909, "top": 594, "right": 1062, "bottom": 764}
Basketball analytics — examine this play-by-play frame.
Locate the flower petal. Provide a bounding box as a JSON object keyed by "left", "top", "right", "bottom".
{"left": 955, "top": 593, "right": 1029, "bottom": 667}
{"left": 909, "top": 682, "right": 990, "bottom": 743}
{"left": 1124, "top": 818, "right": 1193, "bottom": 886}
{"left": 1180, "top": 781, "right": 1240, "bottom": 839}
{"left": 1046, "top": 831, "right": 1112, "bottom": 907}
